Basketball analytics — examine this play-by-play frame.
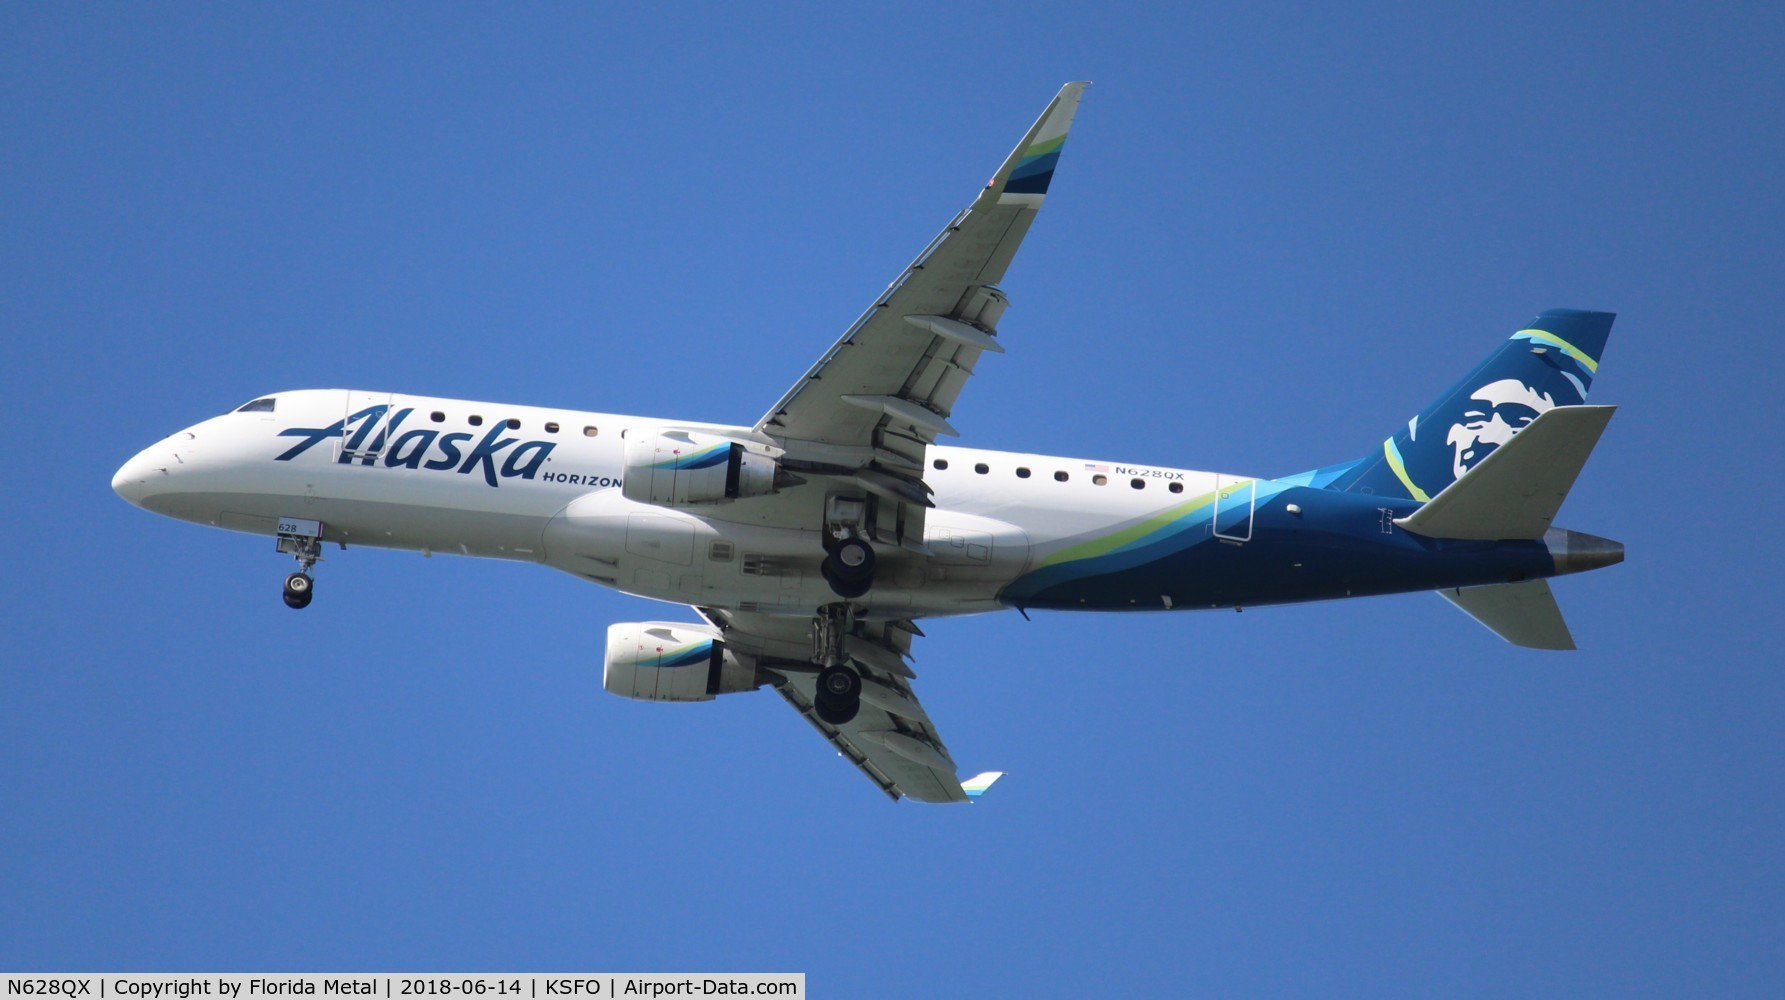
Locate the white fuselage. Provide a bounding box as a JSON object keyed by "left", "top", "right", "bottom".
{"left": 112, "top": 388, "right": 1246, "bottom": 620}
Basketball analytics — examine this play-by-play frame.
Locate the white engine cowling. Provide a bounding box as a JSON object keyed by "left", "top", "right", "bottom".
{"left": 603, "top": 621, "right": 761, "bottom": 702}
{"left": 622, "top": 429, "right": 779, "bottom": 507}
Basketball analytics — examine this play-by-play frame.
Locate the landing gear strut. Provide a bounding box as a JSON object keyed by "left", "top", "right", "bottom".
{"left": 276, "top": 519, "right": 324, "bottom": 610}
{"left": 811, "top": 603, "right": 861, "bottom": 725}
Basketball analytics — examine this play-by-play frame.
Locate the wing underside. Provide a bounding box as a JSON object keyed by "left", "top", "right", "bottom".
{"left": 736, "top": 83, "right": 1088, "bottom": 550}
{"left": 755, "top": 81, "right": 1087, "bottom": 449}
{"left": 654, "top": 87, "right": 1087, "bottom": 802}
{"left": 701, "top": 607, "right": 985, "bottom": 804}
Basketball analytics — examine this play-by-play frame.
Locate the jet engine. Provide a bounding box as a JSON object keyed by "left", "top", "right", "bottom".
{"left": 603, "top": 621, "right": 763, "bottom": 702}
{"left": 621, "top": 429, "right": 786, "bottom": 507}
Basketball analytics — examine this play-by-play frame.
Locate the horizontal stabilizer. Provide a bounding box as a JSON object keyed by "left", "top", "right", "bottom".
{"left": 1397, "top": 405, "right": 1615, "bottom": 540}
{"left": 1438, "top": 579, "right": 1575, "bottom": 650}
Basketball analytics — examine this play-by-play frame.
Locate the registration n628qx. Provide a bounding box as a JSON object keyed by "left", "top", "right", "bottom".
{"left": 113, "top": 83, "right": 1623, "bottom": 803}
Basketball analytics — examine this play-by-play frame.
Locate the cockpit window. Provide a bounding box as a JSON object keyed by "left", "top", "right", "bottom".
{"left": 235, "top": 397, "right": 277, "bottom": 413}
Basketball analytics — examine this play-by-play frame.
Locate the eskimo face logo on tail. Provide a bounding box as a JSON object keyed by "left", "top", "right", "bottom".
{"left": 1444, "top": 379, "right": 1555, "bottom": 480}
{"left": 274, "top": 405, "right": 556, "bottom": 487}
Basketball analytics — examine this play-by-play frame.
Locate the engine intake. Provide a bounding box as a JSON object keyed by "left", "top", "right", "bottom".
{"left": 622, "top": 430, "right": 783, "bottom": 507}
{"left": 604, "top": 621, "right": 761, "bottom": 702}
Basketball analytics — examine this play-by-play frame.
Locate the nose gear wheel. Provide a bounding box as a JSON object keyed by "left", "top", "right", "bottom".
{"left": 282, "top": 572, "right": 313, "bottom": 609}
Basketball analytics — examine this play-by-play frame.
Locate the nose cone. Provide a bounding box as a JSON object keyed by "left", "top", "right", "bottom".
{"left": 111, "top": 447, "right": 165, "bottom": 506}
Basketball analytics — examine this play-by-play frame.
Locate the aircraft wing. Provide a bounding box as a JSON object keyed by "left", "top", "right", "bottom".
{"left": 699, "top": 607, "right": 1000, "bottom": 804}
{"left": 751, "top": 82, "right": 1088, "bottom": 543}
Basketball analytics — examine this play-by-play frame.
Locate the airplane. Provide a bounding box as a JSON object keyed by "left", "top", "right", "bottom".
{"left": 111, "top": 82, "right": 1624, "bottom": 804}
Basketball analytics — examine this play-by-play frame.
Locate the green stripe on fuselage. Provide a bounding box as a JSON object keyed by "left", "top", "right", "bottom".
{"left": 1034, "top": 486, "right": 1238, "bottom": 570}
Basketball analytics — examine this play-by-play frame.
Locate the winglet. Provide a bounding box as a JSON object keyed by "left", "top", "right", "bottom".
{"left": 990, "top": 82, "right": 1090, "bottom": 205}
{"left": 961, "top": 771, "right": 1006, "bottom": 801}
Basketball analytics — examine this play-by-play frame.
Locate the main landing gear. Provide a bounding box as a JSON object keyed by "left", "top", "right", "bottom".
{"left": 811, "top": 603, "right": 861, "bottom": 726}
{"left": 811, "top": 497, "right": 876, "bottom": 721}
{"left": 821, "top": 496, "right": 877, "bottom": 599}
{"left": 275, "top": 519, "right": 324, "bottom": 610}
{"left": 815, "top": 664, "right": 862, "bottom": 726}
{"left": 821, "top": 536, "right": 876, "bottom": 599}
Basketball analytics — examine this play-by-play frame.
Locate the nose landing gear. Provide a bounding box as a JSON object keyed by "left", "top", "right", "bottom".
{"left": 275, "top": 517, "right": 324, "bottom": 610}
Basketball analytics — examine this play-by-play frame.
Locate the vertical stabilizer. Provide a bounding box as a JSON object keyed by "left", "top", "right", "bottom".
{"left": 1335, "top": 310, "right": 1614, "bottom": 502}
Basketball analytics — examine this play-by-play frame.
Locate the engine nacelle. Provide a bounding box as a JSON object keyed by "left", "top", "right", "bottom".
{"left": 622, "top": 429, "right": 780, "bottom": 507}
{"left": 603, "top": 621, "right": 761, "bottom": 702}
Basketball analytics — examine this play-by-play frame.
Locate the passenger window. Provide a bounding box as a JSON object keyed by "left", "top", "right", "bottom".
{"left": 933, "top": 458, "right": 948, "bottom": 470}
{"left": 1016, "top": 467, "right": 1031, "bottom": 479}
{"left": 506, "top": 418, "right": 521, "bottom": 429}
{"left": 545, "top": 422, "right": 560, "bottom": 433}
{"left": 974, "top": 463, "right": 989, "bottom": 474}
{"left": 1169, "top": 482, "right": 1184, "bottom": 494}
{"left": 235, "top": 398, "right": 276, "bottom": 413}
{"left": 469, "top": 415, "right": 484, "bottom": 426}
{"left": 1054, "top": 471, "right": 1069, "bottom": 482}
{"left": 584, "top": 426, "right": 600, "bottom": 437}
{"left": 1093, "top": 474, "right": 1108, "bottom": 486}
{"left": 1131, "top": 478, "right": 1146, "bottom": 490}
{"left": 430, "top": 411, "right": 445, "bottom": 423}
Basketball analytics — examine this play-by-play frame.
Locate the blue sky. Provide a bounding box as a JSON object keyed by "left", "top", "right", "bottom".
{"left": 4, "top": 3, "right": 1782, "bottom": 994}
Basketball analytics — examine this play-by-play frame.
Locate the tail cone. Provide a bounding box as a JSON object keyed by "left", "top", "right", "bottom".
{"left": 1545, "top": 528, "right": 1624, "bottom": 575}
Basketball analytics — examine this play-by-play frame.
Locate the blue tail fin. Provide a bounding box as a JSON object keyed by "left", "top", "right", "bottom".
{"left": 1331, "top": 309, "right": 1615, "bottom": 502}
